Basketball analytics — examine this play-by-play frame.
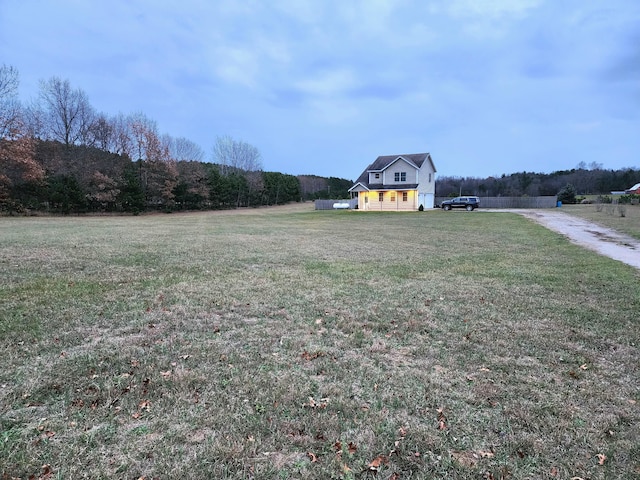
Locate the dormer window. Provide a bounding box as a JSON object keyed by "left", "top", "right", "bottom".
{"left": 394, "top": 172, "right": 407, "bottom": 182}
{"left": 375, "top": 173, "right": 380, "bottom": 179}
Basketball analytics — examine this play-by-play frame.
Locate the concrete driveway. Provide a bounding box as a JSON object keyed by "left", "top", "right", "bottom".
{"left": 489, "top": 209, "right": 640, "bottom": 270}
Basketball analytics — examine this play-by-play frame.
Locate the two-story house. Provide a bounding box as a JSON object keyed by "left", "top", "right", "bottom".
{"left": 348, "top": 153, "right": 436, "bottom": 211}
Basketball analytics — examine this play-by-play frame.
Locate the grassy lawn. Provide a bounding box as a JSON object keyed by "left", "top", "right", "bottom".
{"left": 560, "top": 203, "right": 640, "bottom": 240}
{"left": 1, "top": 205, "right": 639, "bottom": 479}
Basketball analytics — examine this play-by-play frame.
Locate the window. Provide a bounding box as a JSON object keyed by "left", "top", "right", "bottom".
{"left": 428, "top": 173, "right": 432, "bottom": 183}
{"left": 374, "top": 173, "right": 380, "bottom": 179}
{"left": 391, "top": 194, "right": 396, "bottom": 202}
{"left": 402, "top": 192, "right": 408, "bottom": 202}
{"left": 394, "top": 172, "right": 407, "bottom": 182}
{"left": 378, "top": 192, "right": 384, "bottom": 202}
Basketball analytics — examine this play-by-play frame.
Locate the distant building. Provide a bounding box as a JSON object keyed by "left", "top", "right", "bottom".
{"left": 625, "top": 183, "right": 640, "bottom": 194}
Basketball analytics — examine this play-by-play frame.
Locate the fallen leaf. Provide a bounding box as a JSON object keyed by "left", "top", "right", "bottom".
{"left": 368, "top": 455, "right": 389, "bottom": 471}
{"left": 597, "top": 453, "right": 606, "bottom": 465}
{"left": 160, "top": 370, "right": 171, "bottom": 378}
{"left": 580, "top": 363, "right": 588, "bottom": 370}
{"left": 550, "top": 466, "right": 558, "bottom": 476}
{"left": 303, "top": 396, "right": 328, "bottom": 409}
{"left": 437, "top": 407, "right": 447, "bottom": 430}
{"left": 40, "top": 464, "right": 53, "bottom": 479}
{"left": 348, "top": 442, "right": 357, "bottom": 454}
{"left": 333, "top": 441, "right": 342, "bottom": 452}
{"left": 301, "top": 350, "right": 324, "bottom": 361}
{"left": 307, "top": 451, "right": 317, "bottom": 463}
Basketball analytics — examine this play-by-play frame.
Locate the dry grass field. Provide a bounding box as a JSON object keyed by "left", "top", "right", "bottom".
{"left": 1, "top": 204, "right": 639, "bottom": 479}
{"left": 559, "top": 203, "right": 640, "bottom": 240}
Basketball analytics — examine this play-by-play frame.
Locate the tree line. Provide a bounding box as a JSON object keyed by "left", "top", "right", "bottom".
{"left": 436, "top": 165, "right": 640, "bottom": 200}
{"left": 0, "top": 65, "right": 352, "bottom": 214}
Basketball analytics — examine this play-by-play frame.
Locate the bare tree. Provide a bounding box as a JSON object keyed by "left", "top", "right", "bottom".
{"left": 38, "top": 76, "right": 94, "bottom": 146}
{"left": 170, "top": 136, "right": 204, "bottom": 162}
{"left": 86, "top": 113, "right": 114, "bottom": 151}
{"left": 129, "top": 112, "right": 152, "bottom": 161}
{"left": 111, "top": 113, "right": 133, "bottom": 158}
{"left": 128, "top": 112, "right": 163, "bottom": 161}
{"left": 0, "top": 65, "right": 22, "bottom": 139}
{"left": 0, "top": 64, "right": 19, "bottom": 100}
{"left": 125, "top": 113, "right": 177, "bottom": 207}
{"left": 588, "top": 161, "right": 603, "bottom": 171}
{"left": 212, "top": 135, "right": 262, "bottom": 174}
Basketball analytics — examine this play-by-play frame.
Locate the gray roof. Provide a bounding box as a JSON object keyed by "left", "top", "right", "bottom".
{"left": 351, "top": 153, "right": 434, "bottom": 191}
{"left": 366, "top": 183, "right": 419, "bottom": 190}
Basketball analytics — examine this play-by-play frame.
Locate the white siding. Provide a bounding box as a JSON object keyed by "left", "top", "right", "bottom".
{"left": 383, "top": 160, "right": 418, "bottom": 185}
{"left": 417, "top": 161, "right": 435, "bottom": 196}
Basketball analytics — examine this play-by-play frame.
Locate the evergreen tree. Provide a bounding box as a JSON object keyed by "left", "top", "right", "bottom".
{"left": 48, "top": 174, "right": 87, "bottom": 214}
{"left": 557, "top": 183, "right": 577, "bottom": 204}
{"left": 118, "top": 165, "right": 145, "bottom": 213}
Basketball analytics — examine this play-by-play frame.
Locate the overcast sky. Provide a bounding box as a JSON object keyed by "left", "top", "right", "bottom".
{"left": 1, "top": 1, "right": 638, "bottom": 180}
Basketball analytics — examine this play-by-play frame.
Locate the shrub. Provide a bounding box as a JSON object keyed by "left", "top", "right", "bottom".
{"left": 618, "top": 204, "right": 627, "bottom": 217}
{"left": 557, "top": 184, "right": 577, "bottom": 204}
{"left": 619, "top": 194, "right": 640, "bottom": 205}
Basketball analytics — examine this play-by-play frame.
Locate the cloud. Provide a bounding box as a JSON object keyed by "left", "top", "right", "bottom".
{"left": 1, "top": 0, "right": 639, "bottom": 179}
{"left": 446, "top": 0, "right": 543, "bottom": 19}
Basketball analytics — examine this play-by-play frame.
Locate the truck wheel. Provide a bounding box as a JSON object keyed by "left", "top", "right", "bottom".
{"left": 466, "top": 205, "right": 474, "bottom": 211}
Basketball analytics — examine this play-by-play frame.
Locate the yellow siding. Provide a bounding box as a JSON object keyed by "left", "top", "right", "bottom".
{"left": 358, "top": 190, "right": 417, "bottom": 211}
